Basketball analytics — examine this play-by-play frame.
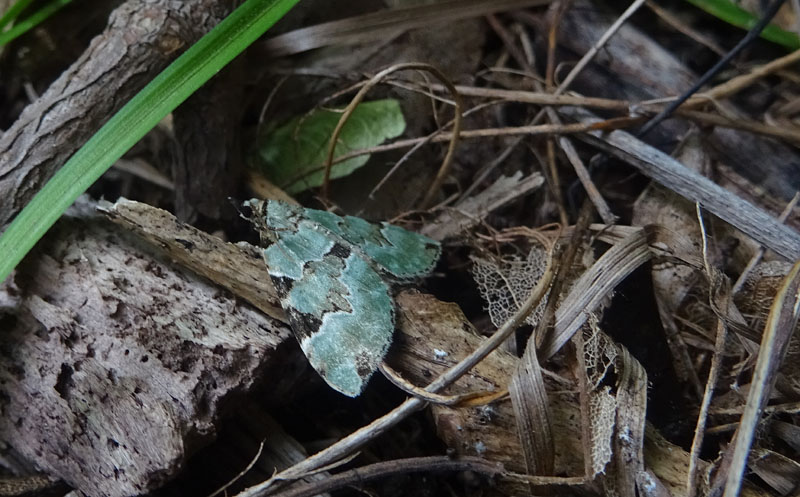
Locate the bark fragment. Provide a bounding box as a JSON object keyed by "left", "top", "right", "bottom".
{"left": 0, "top": 199, "right": 294, "bottom": 497}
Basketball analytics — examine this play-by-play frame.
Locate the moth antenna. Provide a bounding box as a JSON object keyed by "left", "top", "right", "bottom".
{"left": 229, "top": 197, "right": 250, "bottom": 221}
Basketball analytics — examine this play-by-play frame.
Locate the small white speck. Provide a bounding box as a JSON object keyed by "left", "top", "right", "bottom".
{"left": 433, "top": 348, "right": 448, "bottom": 359}
{"left": 638, "top": 471, "right": 656, "bottom": 495}
{"left": 618, "top": 426, "right": 633, "bottom": 444}
{"left": 478, "top": 405, "right": 495, "bottom": 422}
{"left": 474, "top": 441, "right": 487, "bottom": 456}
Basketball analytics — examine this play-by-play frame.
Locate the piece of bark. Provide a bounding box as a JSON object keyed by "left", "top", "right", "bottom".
{"left": 0, "top": 0, "right": 233, "bottom": 229}
{"left": 0, "top": 199, "right": 295, "bottom": 497}
{"left": 97, "top": 197, "right": 284, "bottom": 321}
{"left": 172, "top": 58, "right": 243, "bottom": 222}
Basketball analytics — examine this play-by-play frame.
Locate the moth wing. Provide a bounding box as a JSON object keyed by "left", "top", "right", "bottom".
{"left": 302, "top": 207, "right": 440, "bottom": 279}
{"left": 266, "top": 237, "right": 394, "bottom": 397}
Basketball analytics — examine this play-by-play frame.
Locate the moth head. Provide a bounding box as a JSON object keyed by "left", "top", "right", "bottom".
{"left": 241, "top": 198, "right": 277, "bottom": 244}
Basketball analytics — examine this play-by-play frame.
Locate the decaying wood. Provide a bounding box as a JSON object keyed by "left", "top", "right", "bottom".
{"left": 4, "top": 198, "right": 787, "bottom": 497}
{"left": 98, "top": 200, "right": 750, "bottom": 496}
{"left": 0, "top": 0, "right": 233, "bottom": 229}
{"left": 0, "top": 199, "right": 294, "bottom": 497}
{"left": 97, "top": 198, "right": 284, "bottom": 320}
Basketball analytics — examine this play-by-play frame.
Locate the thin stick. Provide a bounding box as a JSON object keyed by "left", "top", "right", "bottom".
{"left": 699, "top": 48, "right": 800, "bottom": 104}
{"left": 207, "top": 440, "right": 265, "bottom": 497}
{"left": 554, "top": 0, "right": 648, "bottom": 95}
{"left": 487, "top": 12, "right": 619, "bottom": 222}
{"left": 378, "top": 362, "right": 504, "bottom": 406}
{"left": 284, "top": 119, "right": 634, "bottom": 192}
{"left": 270, "top": 456, "right": 584, "bottom": 497}
{"left": 637, "top": 0, "right": 790, "bottom": 137}
{"left": 675, "top": 109, "right": 800, "bottom": 144}
{"left": 685, "top": 205, "right": 728, "bottom": 497}
{"left": 270, "top": 457, "right": 504, "bottom": 497}
{"left": 544, "top": 0, "right": 572, "bottom": 226}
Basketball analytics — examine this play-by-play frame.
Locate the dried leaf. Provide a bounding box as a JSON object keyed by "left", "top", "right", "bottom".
{"left": 509, "top": 341, "right": 554, "bottom": 476}
{"left": 472, "top": 245, "right": 549, "bottom": 329}
{"left": 541, "top": 229, "right": 652, "bottom": 360}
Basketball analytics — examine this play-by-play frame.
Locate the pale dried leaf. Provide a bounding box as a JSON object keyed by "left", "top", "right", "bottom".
{"left": 471, "top": 245, "right": 549, "bottom": 328}
{"left": 584, "top": 316, "right": 618, "bottom": 390}
{"left": 589, "top": 387, "right": 616, "bottom": 476}
{"left": 748, "top": 449, "right": 800, "bottom": 495}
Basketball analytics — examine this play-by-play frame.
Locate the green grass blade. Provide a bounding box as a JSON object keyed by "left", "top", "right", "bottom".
{"left": 0, "top": 0, "right": 74, "bottom": 47}
{"left": 0, "top": 0, "right": 35, "bottom": 30}
{"left": 0, "top": 0, "right": 300, "bottom": 283}
{"left": 684, "top": 0, "right": 800, "bottom": 50}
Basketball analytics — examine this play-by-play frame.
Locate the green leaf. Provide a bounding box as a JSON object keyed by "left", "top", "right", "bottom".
{"left": 255, "top": 99, "right": 406, "bottom": 194}
{"left": 0, "top": 0, "right": 74, "bottom": 47}
{"left": 0, "top": 0, "right": 300, "bottom": 284}
{"left": 684, "top": 0, "right": 800, "bottom": 50}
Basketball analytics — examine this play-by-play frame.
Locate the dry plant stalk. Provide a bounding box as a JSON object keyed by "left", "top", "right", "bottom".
{"left": 720, "top": 261, "right": 800, "bottom": 497}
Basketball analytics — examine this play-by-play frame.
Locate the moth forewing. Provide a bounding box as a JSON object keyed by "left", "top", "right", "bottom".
{"left": 245, "top": 199, "right": 440, "bottom": 396}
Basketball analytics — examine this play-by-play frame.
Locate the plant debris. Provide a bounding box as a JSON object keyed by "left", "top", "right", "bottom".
{"left": 1, "top": 0, "right": 799, "bottom": 496}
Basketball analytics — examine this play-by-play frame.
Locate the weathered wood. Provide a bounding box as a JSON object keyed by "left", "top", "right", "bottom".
{"left": 97, "top": 198, "right": 284, "bottom": 320}
{"left": 1, "top": 198, "right": 756, "bottom": 496}
{"left": 521, "top": 0, "right": 800, "bottom": 204}
{"left": 0, "top": 0, "right": 233, "bottom": 229}
{"left": 0, "top": 199, "right": 294, "bottom": 496}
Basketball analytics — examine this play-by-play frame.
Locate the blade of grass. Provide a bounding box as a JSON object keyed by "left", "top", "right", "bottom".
{"left": 0, "top": 0, "right": 34, "bottom": 30}
{"left": 0, "top": 0, "right": 300, "bottom": 284}
{"left": 0, "top": 0, "right": 74, "bottom": 47}
{"left": 684, "top": 0, "right": 800, "bottom": 50}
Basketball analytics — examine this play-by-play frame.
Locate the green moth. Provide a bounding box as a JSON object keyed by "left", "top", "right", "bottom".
{"left": 245, "top": 199, "right": 440, "bottom": 396}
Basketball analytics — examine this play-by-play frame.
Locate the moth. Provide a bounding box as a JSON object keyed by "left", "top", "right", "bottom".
{"left": 245, "top": 199, "right": 440, "bottom": 396}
